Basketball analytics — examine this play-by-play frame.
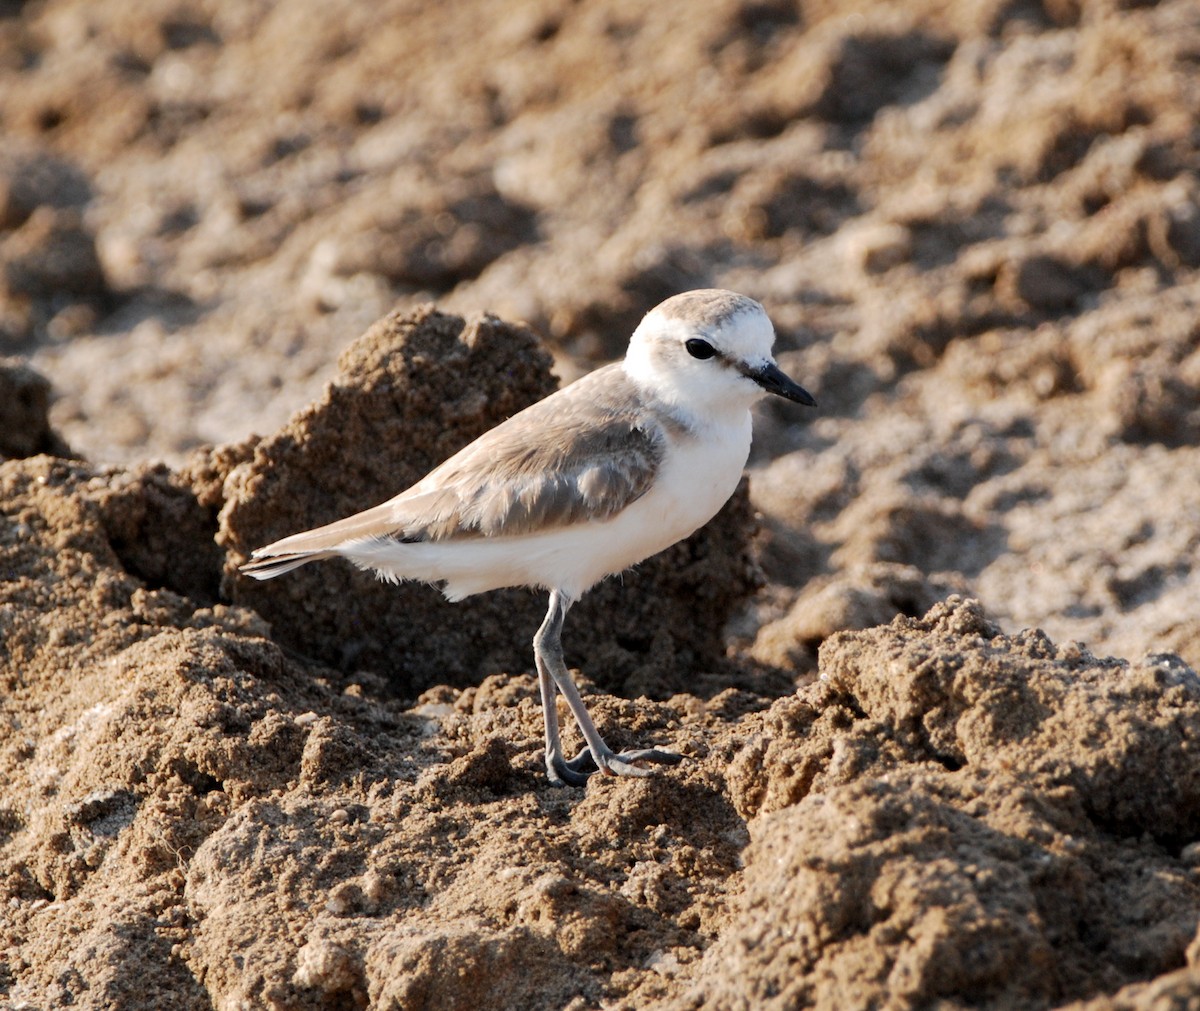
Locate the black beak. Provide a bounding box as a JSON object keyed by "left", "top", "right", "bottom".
{"left": 743, "top": 361, "right": 817, "bottom": 407}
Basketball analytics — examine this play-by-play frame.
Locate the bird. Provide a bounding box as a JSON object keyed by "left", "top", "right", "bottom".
{"left": 241, "top": 289, "right": 816, "bottom": 787}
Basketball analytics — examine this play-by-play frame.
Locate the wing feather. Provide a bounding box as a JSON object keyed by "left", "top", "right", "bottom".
{"left": 392, "top": 366, "right": 664, "bottom": 540}
{"left": 244, "top": 365, "right": 671, "bottom": 569}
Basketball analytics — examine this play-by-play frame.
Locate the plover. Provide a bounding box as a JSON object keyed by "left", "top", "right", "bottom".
{"left": 242, "top": 290, "right": 815, "bottom": 786}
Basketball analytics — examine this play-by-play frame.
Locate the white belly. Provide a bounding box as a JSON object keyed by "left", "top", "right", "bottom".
{"left": 343, "top": 412, "right": 753, "bottom": 601}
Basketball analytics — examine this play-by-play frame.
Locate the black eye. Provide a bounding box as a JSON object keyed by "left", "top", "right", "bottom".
{"left": 685, "top": 338, "right": 716, "bottom": 360}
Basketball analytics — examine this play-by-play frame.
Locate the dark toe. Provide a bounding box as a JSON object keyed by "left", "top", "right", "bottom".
{"left": 618, "top": 748, "right": 683, "bottom": 767}
{"left": 547, "top": 751, "right": 593, "bottom": 787}
{"left": 563, "top": 746, "right": 599, "bottom": 775}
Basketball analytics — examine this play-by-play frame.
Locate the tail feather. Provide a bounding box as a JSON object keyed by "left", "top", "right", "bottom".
{"left": 251, "top": 501, "right": 400, "bottom": 557}
{"left": 240, "top": 549, "right": 336, "bottom": 580}
{"left": 239, "top": 499, "right": 403, "bottom": 581}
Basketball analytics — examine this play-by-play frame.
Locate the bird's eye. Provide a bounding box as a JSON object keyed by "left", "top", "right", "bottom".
{"left": 685, "top": 338, "right": 716, "bottom": 360}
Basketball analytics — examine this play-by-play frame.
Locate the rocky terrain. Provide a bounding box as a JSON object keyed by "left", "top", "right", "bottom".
{"left": 2, "top": 0, "right": 1200, "bottom": 1007}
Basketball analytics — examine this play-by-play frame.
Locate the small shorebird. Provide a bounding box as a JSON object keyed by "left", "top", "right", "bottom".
{"left": 242, "top": 290, "right": 815, "bottom": 786}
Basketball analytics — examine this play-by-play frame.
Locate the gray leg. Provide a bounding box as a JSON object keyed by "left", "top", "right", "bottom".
{"left": 535, "top": 636, "right": 591, "bottom": 787}
{"left": 535, "top": 590, "right": 682, "bottom": 787}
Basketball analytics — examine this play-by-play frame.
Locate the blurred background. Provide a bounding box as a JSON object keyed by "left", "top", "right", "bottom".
{"left": 2, "top": 0, "right": 1198, "bottom": 665}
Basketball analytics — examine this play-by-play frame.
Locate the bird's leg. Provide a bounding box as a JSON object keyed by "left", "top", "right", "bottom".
{"left": 535, "top": 590, "right": 682, "bottom": 786}
{"left": 535, "top": 635, "right": 593, "bottom": 788}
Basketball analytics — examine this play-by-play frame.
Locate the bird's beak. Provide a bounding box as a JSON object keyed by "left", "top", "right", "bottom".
{"left": 742, "top": 361, "right": 817, "bottom": 407}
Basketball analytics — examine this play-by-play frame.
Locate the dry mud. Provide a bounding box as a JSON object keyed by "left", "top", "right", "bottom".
{"left": 3, "top": 0, "right": 1200, "bottom": 1008}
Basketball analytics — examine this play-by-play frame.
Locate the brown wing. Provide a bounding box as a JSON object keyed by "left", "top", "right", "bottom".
{"left": 246, "top": 365, "right": 666, "bottom": 563}
{"left": 393, "top": 366, "right": 664, "bottom": 540}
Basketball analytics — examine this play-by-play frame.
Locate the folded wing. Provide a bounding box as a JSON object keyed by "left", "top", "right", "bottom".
{"left": 241, "top": 366, "right": 665, "bottom": 577}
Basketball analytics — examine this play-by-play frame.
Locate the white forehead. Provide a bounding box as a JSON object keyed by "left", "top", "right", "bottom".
{"left": 634, "top": 289, "right": 776, "bottom": 359}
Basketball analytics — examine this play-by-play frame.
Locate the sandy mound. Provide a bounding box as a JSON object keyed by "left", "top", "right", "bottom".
{"left": 4, "top": 469, "right": 1199, "bottom": 1008}
{"left": 3, "top": 0, "right": 1200, "bottom": 1005}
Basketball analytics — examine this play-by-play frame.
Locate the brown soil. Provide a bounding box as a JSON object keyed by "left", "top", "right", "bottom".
{"left": 3, "top": 0, "right": 1200, "bottom": 1008}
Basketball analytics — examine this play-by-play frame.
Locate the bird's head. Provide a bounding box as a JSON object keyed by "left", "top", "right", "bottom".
{"left": 623, "top": 289, "right": 816, "bottom": 420}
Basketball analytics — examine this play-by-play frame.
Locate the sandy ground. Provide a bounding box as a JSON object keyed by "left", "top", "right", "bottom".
{"left": 3, "top": 0, "right": 1200, "bottom": 1007}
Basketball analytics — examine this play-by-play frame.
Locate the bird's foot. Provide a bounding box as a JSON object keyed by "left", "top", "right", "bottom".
{"left": 547, "top": 745, "right": 682, "bottom": 787}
